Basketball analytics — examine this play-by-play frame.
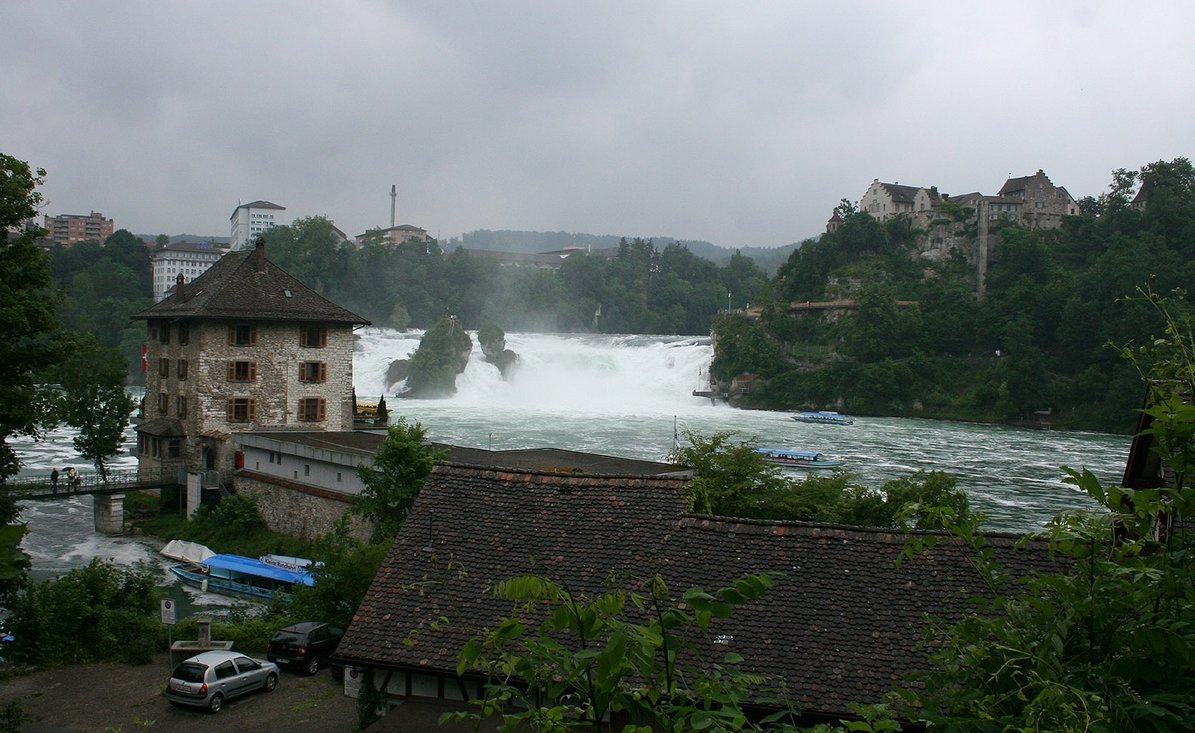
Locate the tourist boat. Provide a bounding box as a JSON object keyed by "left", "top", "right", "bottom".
{"left": 169, "top": 553, "right": 316, "bottom": 602}
{"left": 791, "top": 410, "right": 854, "bottom": 426}
{"left": 754, "top": 448, "right": 844, "bottom": 470}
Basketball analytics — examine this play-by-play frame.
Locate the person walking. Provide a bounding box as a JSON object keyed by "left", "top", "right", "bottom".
{"left": 50, "top": 468, "right": 59, "bottom": 493}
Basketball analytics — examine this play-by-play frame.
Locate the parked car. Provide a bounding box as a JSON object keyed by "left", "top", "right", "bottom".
{"left": 165, "top": 650, "right": 279, "bottom": 713}
{"left": 267, "top": 621, "right": 345, "bottom": 675}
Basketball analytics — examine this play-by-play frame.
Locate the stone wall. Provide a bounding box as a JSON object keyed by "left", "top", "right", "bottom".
{"left": 236, "top": 473, "right": 373, "bottom": 542}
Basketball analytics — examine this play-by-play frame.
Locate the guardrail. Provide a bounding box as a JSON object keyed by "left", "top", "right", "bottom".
{"left": 1, "top": 467, "right": 183, "bottom": 499}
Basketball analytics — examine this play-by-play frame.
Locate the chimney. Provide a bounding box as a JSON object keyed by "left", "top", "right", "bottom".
{"left": 253, "top": 236, "right": 266, "bottom": 273}
{"left": 174, "top": 273, "right": 185, "bottom": 301}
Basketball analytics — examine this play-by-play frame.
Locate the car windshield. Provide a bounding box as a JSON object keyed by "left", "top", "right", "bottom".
{"left": 172, "top": 662, "right": 207, "bottom": 683}
{"left": 271, "top": 630, "right": 302, "bottom": 643}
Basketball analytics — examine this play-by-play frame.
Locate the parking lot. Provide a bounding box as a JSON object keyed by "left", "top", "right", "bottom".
{"left": 0, "top": 653, "right": 357, "bottom": 732}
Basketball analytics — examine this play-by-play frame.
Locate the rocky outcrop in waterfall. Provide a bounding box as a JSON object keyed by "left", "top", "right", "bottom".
{"left": 478, "top": 321, "right": 520, "bottom": 378}
{"left": 384, "top": 359, "right": 409, "bottom": 393}
{"left": 405, "top": 317, "right": 474, "bottom": 397}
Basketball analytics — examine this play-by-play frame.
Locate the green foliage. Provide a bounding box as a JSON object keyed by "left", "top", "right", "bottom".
{"left": 288, "top": 517, "right": 388, "bottom": 628}
{"left": 671, "top": 432, "right": 968, "bottom": 528}
{"left": 5, "top": 559, "right": 160, "bottom": 666}
{"left": 405, "top": 317, "right": 473, "bottom": 396}
{"left": 0, "top": 153, "right": 62, "bottom": 482}
{"left": 897, "top": 288, "right": 1195, "bottom": 731}
{"left": 713, "top": 159, "right": 1195, "bottom": 432}
{"left": 47, "top": 333, "right": 135, "bottom": 481}
{"left": 352, "top": 418, "right": 444, "bottom": 542}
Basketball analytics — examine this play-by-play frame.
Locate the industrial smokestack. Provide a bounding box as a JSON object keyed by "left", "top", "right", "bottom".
{"left": 390, "top": 185, "right": 396, "bottom": 228}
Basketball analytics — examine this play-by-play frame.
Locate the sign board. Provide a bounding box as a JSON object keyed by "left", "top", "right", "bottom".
{"left": 160, "top": 598, "right": 176, "bottom": 625}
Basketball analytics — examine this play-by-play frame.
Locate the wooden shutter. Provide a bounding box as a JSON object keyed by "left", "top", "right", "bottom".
{"left": 318, "top": 398, "right": 326, "bottom": 421}
{"left": 227, "top": 362, "right": 235, "bottom": 381}
{"left": 249, "top": 326, "right": 258, "bottom": 346}
{"left": 318, "top": 362, "right": 327, "bottom": 382}
{"left": 249, "top": 362, "right": 257, "bottom": 380}
{"left": 248, "top": 399, "right": 257, "bottom": 420}
{"left": 226, "top": 398, "right": 234, "bottom": 420}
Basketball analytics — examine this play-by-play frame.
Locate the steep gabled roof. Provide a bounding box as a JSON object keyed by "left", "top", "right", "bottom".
{"left": 336, "top": 464, "right": 1057, "bottom": 719}
{"left": 880, "top": 182, "right": 927, "bottom": 204}
{"left": 132, "top": 240, "right": 369, "bottom": 324}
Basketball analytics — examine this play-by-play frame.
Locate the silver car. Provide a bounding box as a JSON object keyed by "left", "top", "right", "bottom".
{"left": 165, "top": 650, "right": 279, "bottom": 713}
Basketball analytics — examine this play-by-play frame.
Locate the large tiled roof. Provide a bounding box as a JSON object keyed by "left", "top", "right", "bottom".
{"left": 132, "top": 241, "right": 368, "bottom": 325}
{"left": 336, "top": 464, "right": 1057, "bottom": 718}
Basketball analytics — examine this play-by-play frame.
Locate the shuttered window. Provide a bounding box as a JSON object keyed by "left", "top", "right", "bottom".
{"left": 298, "top": 397, "right": 326, "bottom": 422}
{"left": 227, "top": 361, "right": 257, "bottom": 382}
{"left": 299, "top": 361, "right": 327, "bottom": 383}
{"left": 228, "top": 324, "right": 257, "bottom": 346}
{"left": 227, "top": 397, "right": 257, "bottom": 422}
{"left": 299, "top": 326, "right": 327, "bottom": 348}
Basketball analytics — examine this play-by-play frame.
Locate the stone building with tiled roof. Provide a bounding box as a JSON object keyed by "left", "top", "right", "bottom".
{"left": 132, "top": 238, "right": 369, "bottom": 493}
{"left": 334, "top": 463, "right": 1056, "bottom": 729}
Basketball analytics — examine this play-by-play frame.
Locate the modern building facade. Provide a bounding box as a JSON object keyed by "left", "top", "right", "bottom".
{"left": 132, "top": 238, "right": 369, "bottom": 489}
{"left": 43, "top": 211, "right": 114, "bottom": 245}
{"left": 151, "top": 241, "right": 230, "bottom": 302}
{"left": 353, "top": 223, "right": 430, "bottom": 248}
{"left": 229, "top": 200, "right": 286, "bottom": 250}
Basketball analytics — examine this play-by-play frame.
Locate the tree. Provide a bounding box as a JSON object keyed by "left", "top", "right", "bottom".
{"left": 352, "top": 419, "right": 444, "bottom": 542}
{"left": 669, "top": 431, "right": 791, "bottom": 517}
{"left": 49, "top": 334, "right": 135, "bottom": 482}
{"left": 0, "top": 154, "right": 62, "bottom": 483}
{"left": 405, "top": 316, "right": 473, "bottom": 397}
{"left": 288, "top": 517, "right": 388, "bottom": 628}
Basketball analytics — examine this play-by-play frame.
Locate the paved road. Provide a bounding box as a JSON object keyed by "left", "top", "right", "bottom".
{"left": 0, "top": 654, "right": 358, "bottom": 732}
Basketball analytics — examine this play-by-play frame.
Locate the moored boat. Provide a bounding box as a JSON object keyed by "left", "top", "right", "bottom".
{"left": 169, "top": 553, "right": 316, "bottom": 602}
{"left": 754, "top": 448, "right": 843, "bottom": 470}
{"left": 791, "top": 410, "right": 854, "bottom": 426}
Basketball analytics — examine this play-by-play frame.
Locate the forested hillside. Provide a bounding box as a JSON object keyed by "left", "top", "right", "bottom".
{"left": 711, "top": 158, "right": 1195, "bottom": 433}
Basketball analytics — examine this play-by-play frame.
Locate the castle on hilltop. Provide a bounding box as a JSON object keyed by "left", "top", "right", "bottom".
{"left": 830, "top": 170, "right": 1082, "bottom": 296}
{"left": 843, "top": 169, "right": 1079, "bottom": 234}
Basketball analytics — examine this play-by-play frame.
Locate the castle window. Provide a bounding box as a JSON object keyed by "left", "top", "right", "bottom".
{"left": 229, "top": 324, "right": 257, "bottom": 346}
{"left": 228, "top": 361, "right": 257, "bottom": 382}
{"left": 176, "top": 395, "right": 187, "bottom": 418}
{"left": 178, "top": 322, "right": 190, "bottom": 345}
{"left": 177, "top": 359, "right": 188, "bottom": 380}
{"left": 227, "top": 397, "right": 256, "bottom": 422}
{"left": 159, "top": 358, "right": 170, "bottom": 378}
{"left": 300, "top": 326, "right": 328, "bottom": 348}
{"left": 299, "top": 361, "right": 327, "bottom": 383}
{"left": 298, "top": 397, "right": 326, "bottom": 422}
{"left": 167, "top": 439, "right": 182, "bottom": 458}
{"left": 158, "top": 323, "right": 170, "bottom": 344}
{"left": 158, "top": 393, "right": 169, "bottom": 415}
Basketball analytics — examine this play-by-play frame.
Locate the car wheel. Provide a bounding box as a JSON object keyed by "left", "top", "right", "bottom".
{"left": 264, "top": 672, "right": 278, "bottom": 692}
{"left": 305, "top": 658, "right": 320, "bottom": 676}
{"left": 207, "top": 693, "right": 224, "bottom": 714}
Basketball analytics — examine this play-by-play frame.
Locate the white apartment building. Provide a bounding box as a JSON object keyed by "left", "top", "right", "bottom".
{"left": 229, "top": 200, "right": 286, "bottom": 250}
{"left": 151, "top": 241, "right": 229, "bottom": 302}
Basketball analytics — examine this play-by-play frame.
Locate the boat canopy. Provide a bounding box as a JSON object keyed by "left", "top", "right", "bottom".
{"left": 204, "top": 554, "right": 316, "bottom": 586}
{"left": 755, "top": 448, "right": 822, "bottom": 459}
{"left": 160, "top": 540, "right": 215, "bottom": 564}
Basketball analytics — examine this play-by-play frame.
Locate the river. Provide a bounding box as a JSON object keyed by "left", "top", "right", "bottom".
{"left": 13, "top": 328, "right": 1131, "bottom": 599}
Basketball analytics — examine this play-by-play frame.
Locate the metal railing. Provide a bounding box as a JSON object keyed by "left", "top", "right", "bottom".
{"left": 1, "top": 466, "right": 183, "bottom": 499}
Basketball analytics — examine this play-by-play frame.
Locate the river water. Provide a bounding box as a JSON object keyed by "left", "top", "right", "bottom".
{"left": 14, "top": 328, "right": 1131, "bottom": 596}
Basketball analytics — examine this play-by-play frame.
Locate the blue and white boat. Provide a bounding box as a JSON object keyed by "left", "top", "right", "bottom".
{"left": 169, "top": 553, "right": 316, "bottom": 602}
{"left": 754, "top": 448, "right": 844, "bottom": 470}
{"left": 791, "top": 411, "right": 854, "bottom": 426}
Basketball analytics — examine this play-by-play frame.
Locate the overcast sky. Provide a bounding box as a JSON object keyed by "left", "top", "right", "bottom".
{"left": 4, "top": 2, "right": 1192, "bottom": 249}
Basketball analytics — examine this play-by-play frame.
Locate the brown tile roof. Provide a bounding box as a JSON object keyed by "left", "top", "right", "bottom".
{"left": 132, "top": 240, "right": 369, "bottom": 325}
{"left": 336, "top": 464, "right": 1056, "bottom": 718}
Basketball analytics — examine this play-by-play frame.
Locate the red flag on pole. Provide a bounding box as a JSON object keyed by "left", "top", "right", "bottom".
{"left": 140, "top": 343, "right": 148, "bottom": 372}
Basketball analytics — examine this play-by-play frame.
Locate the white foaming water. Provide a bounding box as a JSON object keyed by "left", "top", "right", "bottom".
{"left": 353, "top": 328, "right": 716, "bottom": 415}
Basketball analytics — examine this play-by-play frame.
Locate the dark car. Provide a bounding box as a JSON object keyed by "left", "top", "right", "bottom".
{"left": 165, "top": 650, "right": 279, "bottom": 713}
{"left": 267, "top": 621, "right": 345, "bottom": 675}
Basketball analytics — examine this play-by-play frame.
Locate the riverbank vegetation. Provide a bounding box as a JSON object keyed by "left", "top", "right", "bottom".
{"left": 714, "top": 159, "right": 1195, "bottom": 434}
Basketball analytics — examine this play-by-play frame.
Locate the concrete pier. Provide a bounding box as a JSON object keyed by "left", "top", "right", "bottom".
{"left": 93, "top": 493, "right": 125, "bottom": 535}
